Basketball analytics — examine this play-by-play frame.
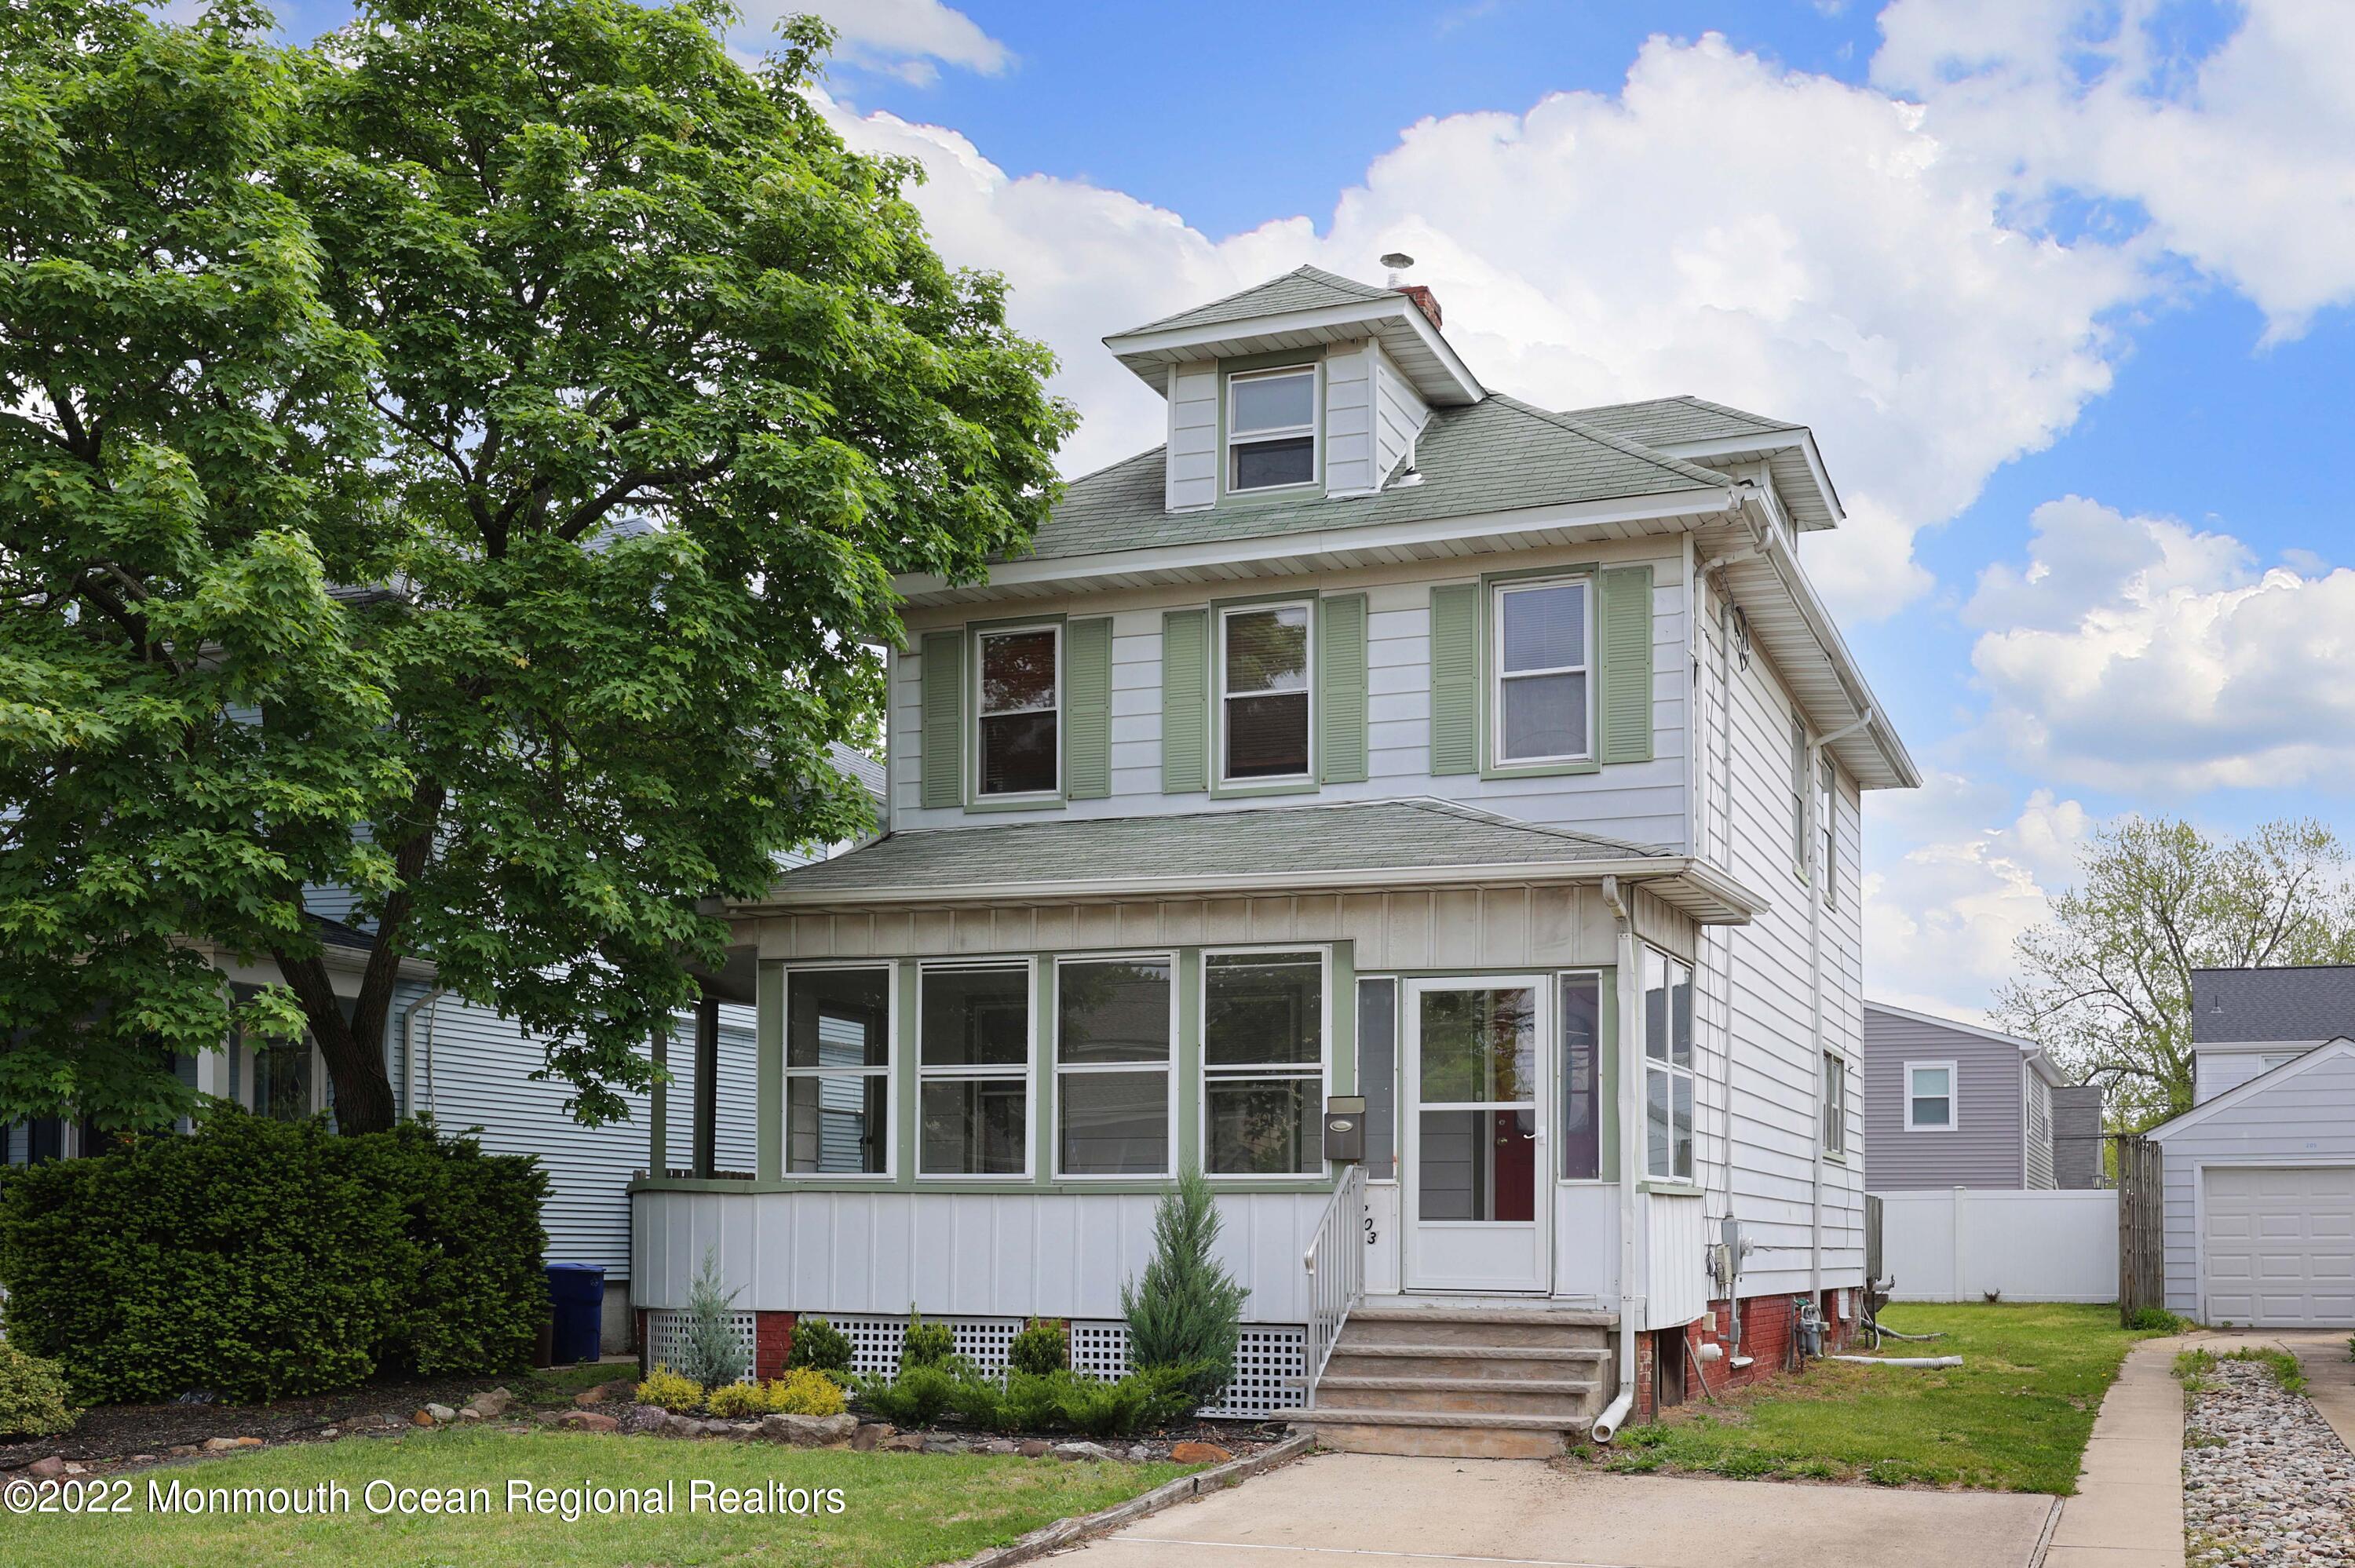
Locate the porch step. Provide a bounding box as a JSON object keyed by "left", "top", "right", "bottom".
{"left": 1277, "top": 1406, "right": 1594, "bottom": 1460}
{"left": 1324, "top": 1344, "right": 1609, "bottom": 1380}
{"left": 1313, "top": 1374, "right": 1601, "bottom": 1417}
{"left": 1298, "top": 1304, "right": 1620, "bottom": 1457}
{"left": 1340, "top": 1312, "right": 1613, "bottom": 1349}
{"left": 1347, "top": 1304, "right": 1617, "bottom": 1328}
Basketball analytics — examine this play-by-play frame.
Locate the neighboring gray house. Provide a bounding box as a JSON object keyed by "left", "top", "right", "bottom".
{"left": 1861, "top": 1001, "right": 2079, "bottom": 1191}
{"left": 2149, "top": 966, "right": 2355, "bottom": 1327}
{"left": 2052, "top": 1085, "right": 2106, "bottom": 1189}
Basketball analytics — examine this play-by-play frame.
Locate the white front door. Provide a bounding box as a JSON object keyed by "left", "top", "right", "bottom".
{"left": 2201, "top": 1165, "right": 2355, "bottom": 1326}
{"left": 1403, "top": 977, "right": 1550, "bottom": 1293}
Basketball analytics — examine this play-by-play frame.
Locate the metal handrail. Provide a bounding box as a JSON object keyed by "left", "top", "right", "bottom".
{"left": 1301, "top": 1162, "right": 1367, "bottom": 1409}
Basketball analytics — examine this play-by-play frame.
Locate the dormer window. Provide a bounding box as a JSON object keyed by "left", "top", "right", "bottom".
{"left": 1228, "top": 366, "right": 1317, "bottom": 491}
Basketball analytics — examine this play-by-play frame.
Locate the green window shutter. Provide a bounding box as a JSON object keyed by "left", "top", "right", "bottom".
{"left": 1160, "top": 609, "right": 1209, "bottom": 793}
{"left": 1320, "top": 593, "right": 1368, "bottom": 784}
{"left": 919, "top": 629, "right": 964, "bottom": 809}
{"left": 1065, "top": 617, "right": 1113, "bottom": 800}
{"left": 1597, "top": 565, "right": 1654, "bottom": 764}
{"left": 1428, "top": 583, "right": 1478, "bottom": 775}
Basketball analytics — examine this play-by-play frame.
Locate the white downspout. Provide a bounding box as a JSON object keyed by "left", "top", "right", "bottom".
{"left": 1804, "top": 705, "right": 1875, "bottom": 1312}
{"left": 1696, "top": 538, "right": 1758, "bottom": 1241}
{"left": 396, "top": 986, "right": 447, "bottom": 1122}
{"left": 1593, "top": 873, "right": 1644, "bottom": 1443}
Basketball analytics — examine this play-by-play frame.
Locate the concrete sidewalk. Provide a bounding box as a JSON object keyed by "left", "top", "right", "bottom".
{"left": 1054, "top": 1451, "right": 2057, "bottom": 1568}
{"left": 2045, "top": 1336, "right": 2185, "bottom": 1568}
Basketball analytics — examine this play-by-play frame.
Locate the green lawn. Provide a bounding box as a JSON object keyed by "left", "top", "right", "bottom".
{"left": 1577, "top": 1303, "right": 2163, "bottom": 1493}
{"left": 6, "top": 1424, "right": 1193, "bottom": 1568}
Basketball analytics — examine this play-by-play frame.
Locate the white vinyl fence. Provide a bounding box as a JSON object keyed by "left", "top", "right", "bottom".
{"left": 1875, "top": 1187, "right": 2118, "bottom": 1304}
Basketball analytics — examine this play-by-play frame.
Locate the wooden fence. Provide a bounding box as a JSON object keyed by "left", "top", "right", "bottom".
{"left": 2116, "top": 1135, "right": 2164, "bottom": 1324}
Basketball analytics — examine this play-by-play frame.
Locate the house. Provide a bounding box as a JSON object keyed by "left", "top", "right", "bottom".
{"left": 626, "top": 264, "right": 1919, "bottom": 1454}
{"left": 2147, "top": 965, "right": 2355, "bottom": 1327}
{"left": 5, "top": 749, "right": 884, "bottom": 1357}
{"left": 1860, "top": 1000, "right": 2098, "bottom": 1191}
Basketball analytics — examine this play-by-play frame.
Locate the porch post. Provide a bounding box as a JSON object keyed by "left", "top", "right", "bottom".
{"left": 756, "top": 961, "right": 783, "bottom": 1181}
{"left": 692, "top": 992, "right": 720, "bottom": 1178}
{"left": 648, "top": 1022, "right": 668, "bottom": 1178}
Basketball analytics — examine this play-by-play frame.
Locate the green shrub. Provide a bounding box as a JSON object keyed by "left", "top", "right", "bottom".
{"left": 704, "top": 1380, "right": 767, "bottom": 1417}
{"left": 0, "top": 1112, "right": 546, "bottom": 1404}
{"left": 1122, "top": 1166, "right": 1247, "bottom": 1404}
{"left": 635, "top": 1366, "right": 703, "bottom": 1413}
{"left": 855, "top": 1362, "right": 967, "bottom": 1428}
{"left": 900, "top": 1309, "right": 956, "bottom": 1372}
{"left": 2124, "top": 1306, "right": 2192, "bottom": 1333}
{"left": 999, "top": 1370, "right": 1067, "bottom": 1432}
{"left": 787, "top": 1315, "right": 853, "bottom": 1375}
{"left": 675, "top": 1249, "right": 749, "bottom": 1389}
{"left": 0, "top": 1339, "right": 78, "bottom": 1438}
{"left": 762, "top": 1369, "right": 846, "bottom": 1417}
{"left": 1009, "top": 1319, "right": 1068, "bottom": 1377}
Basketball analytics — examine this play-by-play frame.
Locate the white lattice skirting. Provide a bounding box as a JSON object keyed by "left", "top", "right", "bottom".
{"left": 643, "top": 1308, "right": 758, "bottom": 1386}
{"left": 633, "top": 1311, "right": 1301, "bottom": 1419}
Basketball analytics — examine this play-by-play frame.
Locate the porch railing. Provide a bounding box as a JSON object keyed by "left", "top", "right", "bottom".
{"left": 1301, "top": 1161, "right": 1366, "bottom": 1409}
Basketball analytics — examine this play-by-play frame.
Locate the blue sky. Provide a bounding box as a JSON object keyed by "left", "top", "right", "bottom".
{"left": 273, "top": 0, "right": 2355, "bottom": 1017}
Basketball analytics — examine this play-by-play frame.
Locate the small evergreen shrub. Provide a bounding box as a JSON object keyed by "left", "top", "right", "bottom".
{"left": 0, "top": 1113, "right": 546, "bottom": 1404}
{"left": 704, "top": 1380, "right": 768, "bottom": 1417}
{"left": 1122, "top": 1166, "right": 1247, "bottom": 1404}
{"left": 854, "top": 1362, "right": 966, "bottom": 1428}
{"left": 763, "top": 1369, "right": 846, "bottom": 1417}
{"left": 674, "top": 1249, "right": 749, "bottom": 1390}
{"left": 1009, "top": 1319, "right": 1068, "bottom": 1377}
{"left": 0, "top": 1340, "right": 78, "bottom": 1438}
{"left": 900, "top": 1309, "right": 955, "bottom": 1371}
{"left": 635, "top": 1366, "right": 703, "bottom": 1413}
{"left": 2123, "top": 1306, "right": 2192, "bottom": 1333}
{"left": 787, "top": 1315, "right": 853, "bottom": 1376}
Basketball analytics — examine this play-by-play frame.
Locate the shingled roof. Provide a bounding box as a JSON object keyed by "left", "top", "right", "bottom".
{"left": 2191, "top": 965, "right": 2355, "bottom": 1045}
{"left": 1117, "top": 265, "right": 1400, "bottom": 337}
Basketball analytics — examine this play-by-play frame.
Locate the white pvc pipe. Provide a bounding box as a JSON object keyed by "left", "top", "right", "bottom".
{"left": 1594, "top": 873, "right": 1642, "bottom": 1446}
{"left": 1830, "top": 1355, "right": 1962, "bottom": 1368}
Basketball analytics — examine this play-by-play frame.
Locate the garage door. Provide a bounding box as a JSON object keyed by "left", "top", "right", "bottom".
{"left": 2201, "top": 1166, "right": 2355, "bottom": 1326}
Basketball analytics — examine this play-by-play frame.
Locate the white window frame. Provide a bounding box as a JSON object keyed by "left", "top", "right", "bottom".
{"left": 1822, "top": 1049, "right": 1847, "bottom": 1157}
{"left": 971, "top": 622, "right": 1062, "bottom": 801}
{"left": 1198, "top": 944, "right": 1332, "bottom": 1181}
{"left": 1642, "top": 947, "right": 1696, "bottom": 1183}
{"left": 1791, "top": 713, "right": 1812, "bottom": 882}
{"left": 915, "top": 958, "right": 1035, "bottom": 1181}
{"left": 1819, "top": 757, "right": 1838, "bottom": 909}
{"left": 1225, "top": 364, "right": 1320, "bottom": 494}
{"left": 1557, "top": 968, "right": 1608, "bottom": 1184}
{"left": 1215, "top": 599, "right": 1316, "bottom": 786}
{"left": 1051, "top": 950, "right": 1179, "bottom": 1181}
{"left": 1490, "top": 576, "right": 1595, "bottom": 768}
{"left": 1904, "top": 1059, "right": 1959, "bottom": 1132}
{"left": 781, "top": 961, "right": 897, "bottom": 1182}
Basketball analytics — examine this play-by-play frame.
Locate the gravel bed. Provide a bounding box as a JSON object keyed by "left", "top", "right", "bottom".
{"left": 2183, "top": 1358, "right": 2355, "bottom": 1567}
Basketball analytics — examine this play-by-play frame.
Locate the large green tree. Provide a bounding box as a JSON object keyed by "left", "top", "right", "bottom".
{"left": 0, "top": 0, "right": 1071, "bottom": 1133}
{"left": 1992, "top": 816, "right": 2355, "bottom": 1130}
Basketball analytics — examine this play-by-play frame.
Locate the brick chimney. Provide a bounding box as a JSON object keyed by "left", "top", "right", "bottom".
{"left": 1398, "top": 283, "right": 1442, "bottom": 330}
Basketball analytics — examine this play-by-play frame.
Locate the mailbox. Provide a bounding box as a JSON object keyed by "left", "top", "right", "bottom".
{"left": 1323, "top": 1096, "right": 1367, "bottom": 1164}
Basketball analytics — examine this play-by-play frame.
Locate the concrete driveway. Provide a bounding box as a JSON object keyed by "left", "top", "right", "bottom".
{"left": 1058, "top": 1452, "right": 2057, "bottom": 1568}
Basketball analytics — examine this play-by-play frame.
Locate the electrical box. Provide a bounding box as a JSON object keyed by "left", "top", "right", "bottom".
{"left": 1323, "top": 1096, "right": 1366, "bottom": 1164}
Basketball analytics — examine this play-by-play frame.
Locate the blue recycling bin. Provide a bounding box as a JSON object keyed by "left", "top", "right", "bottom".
{"left": 546, "top": 1263, "right": 604, "bottom": 1365}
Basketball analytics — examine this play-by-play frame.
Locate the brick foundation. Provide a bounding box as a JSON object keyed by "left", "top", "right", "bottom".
{"left": 754, "top": 1311, "right": 798, "bottom": 1382}
{"left": 1630, "top": 1288, "right": 1857, "bottom": 1420}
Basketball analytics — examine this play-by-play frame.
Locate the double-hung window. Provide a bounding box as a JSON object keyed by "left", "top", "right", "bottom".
{"left": 1493, "top": 578, "right": 1592, "bottom": 765}
{"left": 1790, "top": 714, "right": 1811, "bottom": 878}
{"left": 1220, "top": 602, "right": 1312, "bottom": 781}
{"left": 785, "top": 967, "right": 892, "bottom": 1176}
{"left": 1055, "top": 957, "right": 1173, "bottom": 1176}
{"left": 1905, "top": 1061, "right": 1956, "bottom": 1131}
{"left": 1227, "top": 366, "right": 1316, "bottom": 491}
{"left": 976, "top": 625, "right": 1059, "bottom": 797}
{"left": 918, "top": 964, "right": 1031, "bottom": 1176}
{"left": 1822, "top": 1050, "right": 1846, "bottom": 1156}
{"left": 1203, "top": 951, "right": 1325, "bottom": 1176}
{"left": 1642, "top": 949, "right": 1695, "bottom": 1181}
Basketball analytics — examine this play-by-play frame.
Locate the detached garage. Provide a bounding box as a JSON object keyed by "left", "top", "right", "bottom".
{"left": 2151, "top": 1037, "right": 2355, "bottom": 1327}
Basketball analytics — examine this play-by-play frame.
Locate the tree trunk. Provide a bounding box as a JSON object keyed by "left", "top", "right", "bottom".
{"left": 269, "top": 946, "right": 399, "bottom": 1135}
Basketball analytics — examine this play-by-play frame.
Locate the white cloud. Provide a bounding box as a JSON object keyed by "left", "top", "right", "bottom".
{"left": 1965, "top": 497, "right": 2355, "bottom": 791}
{"left": 771, "top": 0, "right": 1009, "bottom": 86}
{"left": 823, "top": 31, "right": 2150, "bottom": 618}
{"left": 1863, "top": 780, "right": 2091, "bottom": 1017}
{"left": 1875, "top": 0, "right": 2355, "bottom": 340}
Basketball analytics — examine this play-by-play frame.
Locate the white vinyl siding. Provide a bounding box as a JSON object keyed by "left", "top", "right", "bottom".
{"left": 1371, "top": 346, "right": 1431, "bottom": 487}
{"left": 1323, "top": 341, "right": 1376, "bottom": 494}
{"left": 1165, "top": 362, "right": 1218, "bottom": 512}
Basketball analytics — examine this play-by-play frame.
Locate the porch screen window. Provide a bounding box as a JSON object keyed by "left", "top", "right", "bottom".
{"left": 1203, "top": 952, "right": 1324, "bottom": 1176}
{"left": 1905, "top": 1062, "right": 1955, "bottom": 1131}
{"left": 1822, "top": 1051, "right": 1846, "bottom": 1156}
{"left": 1228, "top": 366, "right": 1316, "bottom": 490}
{"left": 1057, "top": 958, "right": 1171, "bottom": 1176}
{"left": 786, "top": 967, "right": 891, "bottom": 1175}
{"left": 918, "top": 965, "right": 1030, "bottom": 1176}
{"left": 1642, "top": 949, "right": 1695, "bottom": 1181}
{"left": 1221, "top": 603, "right": 1312, "bottom": 780}
{"left": 977, "top": 626, "right": 1058, "bottom": 797}
{"left": 1357, "top": 977, "right": 1397, "bottom": 1176}
{"left": 1560, "top": 972, "right": 1602, "bottom": 1180}
{"left": 1493, "top": 579, "right": 1591, "bottom": 764}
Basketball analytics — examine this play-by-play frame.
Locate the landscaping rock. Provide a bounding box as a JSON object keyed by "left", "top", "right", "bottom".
{"left": 572, "top": 1382, "right": 623, "bottom": 1407}
{"left": 982, "top": 1439, "right": 1018, "bottom": 1455}
{"left": 2182, "top": 1358, "right": 2355, "bottom": 1568}
{"left": 130, "top": 1455, "right": 158, "bottom": 1465}
{"left": 26, "top": 1457, "right": 65, "bottom": 1479}
{"left": 758, "top": 1413, "right": 859, "bottom": 1447}
{"left": 423, "top": 1404, "right": 456, "bottom": 1423}
{"left": 60, "top": 1462, "right": 86, "bottom": 1476}
{"left": 1017, "top": 1439, "right": 1053, "bottom": 1458}
{"left": 167, "top": 1446, "right": 198, "bottom": 1458}
{"left": 319, "top": 1429, "right": 339, "bottom": 1440}
{"left": 921, "top": 1436, "right": 969, "bottom": 1455}
{"left": 849, "top": 1422, "right": 891, "bottom": 1452}
{"left": 880, "top": 1432, "right": 925, "bottom": 1452}
{"left": 615, "top": 1404, "right": 667, "bottom": 1435}
{"left": 411, "top": 1410, "right": 437, "bottom": 1427}
{"left": 466, "top": 1388, "right": 515, "bottom": 1418}
{"left": 1170, "top": 1440, "right": 1232, "bottom": 1464}
{"left": 658, "top": 1413, "right": 705, "bottom": 1439}
{"left": 458, "top": 1408, "right": 482, "bottom": 1421}
{"left": 1052, "top": 1441, "right": 1115, "bottom": 1462}
{"left": 557, "top": 1411, "right": 619, "bottom": 1433}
